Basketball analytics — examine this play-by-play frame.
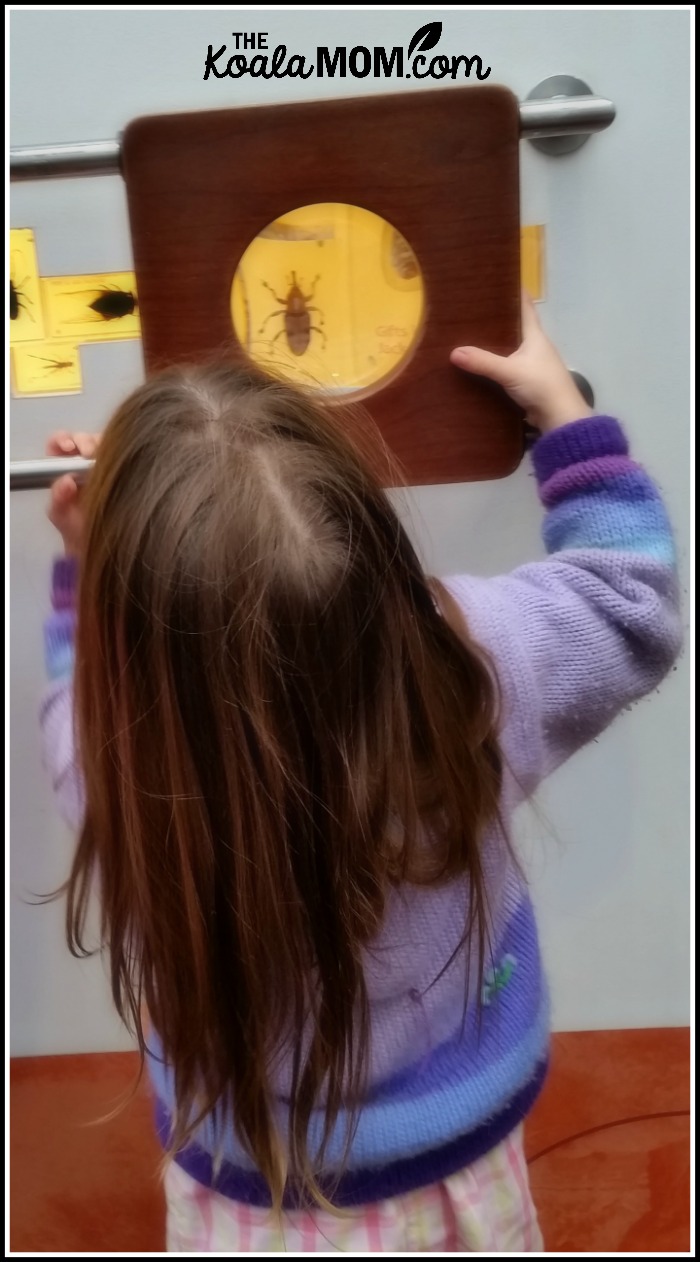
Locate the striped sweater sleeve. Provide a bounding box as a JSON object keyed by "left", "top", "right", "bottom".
{"left": 41, "top": 417, "right": 682, "bottom": 823}
{"left": 40, "top": 554, "right": 84, "bottom": 832}
{"left": 445, "top": 415, "right": 683, "bottom": 795}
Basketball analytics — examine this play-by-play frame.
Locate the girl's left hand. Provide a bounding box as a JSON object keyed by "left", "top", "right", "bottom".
{"left": 46, "top": 431, "right": 101, "bottom": 556}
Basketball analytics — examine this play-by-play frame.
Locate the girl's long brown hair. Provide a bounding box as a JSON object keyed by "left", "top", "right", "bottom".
{"left": 68, "top": 361, "right": 503, "bottom": 1208}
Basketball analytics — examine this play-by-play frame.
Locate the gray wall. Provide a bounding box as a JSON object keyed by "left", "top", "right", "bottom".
{"left": 10, "top": 9, "right": 690, "bottom": 1053}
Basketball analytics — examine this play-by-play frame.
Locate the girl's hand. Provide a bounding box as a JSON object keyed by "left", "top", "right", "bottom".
{"left": 450, "top": 293, "right": 594, "bottom": 433}
{"left": 46, "top": 431, "right": 101, "bottom": 556}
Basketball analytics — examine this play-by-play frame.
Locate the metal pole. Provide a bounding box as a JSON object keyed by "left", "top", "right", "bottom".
{"left": 9, "top": 458, "right": 95, "bottom": 492}
{"left": 520, "top": 93, "right": 615, "bottom": 141}
{"left": 10, "top": 139, "right": 122, "bottom": 181}
{"left": 9, "top": 93, "right": 616, "bottom": 181}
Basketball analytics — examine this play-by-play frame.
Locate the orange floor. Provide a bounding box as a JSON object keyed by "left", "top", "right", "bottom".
{"left": 10, "top": 1028, "right": 690, "bottom": 1253}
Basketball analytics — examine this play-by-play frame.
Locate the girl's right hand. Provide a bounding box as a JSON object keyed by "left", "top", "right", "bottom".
{"left": 450, "top": 292, "right": 594, "bottom": 433}
{"left": 46, "top": 431, "right": 101, "bottom": 556}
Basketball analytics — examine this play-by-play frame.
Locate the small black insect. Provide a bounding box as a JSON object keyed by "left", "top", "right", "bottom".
{"left": 66, "top": 284, "right": 138, "bottom": 322}
{"left": 258, "top": 273, "right": 326, "bottom": 357}
{"left": 29, "top": 354, "right": 75, "bottom": 375}
{"left": 10, "top": 276, "right": 33, "bottom": 322}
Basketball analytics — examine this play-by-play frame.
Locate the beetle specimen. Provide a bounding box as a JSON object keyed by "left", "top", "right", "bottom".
{"left": 10, "top": 249, "right": 36, "bottom": 322}
{"left": 259, "top": 273, "right": 326, "bottom": 357}
{"left": 10, "top": 276, "right": 33, "bottom": 321}
{"left": 66, "top": 284, "right": 138, "bottom": 322}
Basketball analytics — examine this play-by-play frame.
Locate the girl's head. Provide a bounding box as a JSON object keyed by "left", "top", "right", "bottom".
{"left": 69, "top": 360, "right": 502, "bottom": 1206}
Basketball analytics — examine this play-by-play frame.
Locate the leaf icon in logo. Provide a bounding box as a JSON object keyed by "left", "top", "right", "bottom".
{"left": 407, "top": 22, "right": 443, "bottom": 59}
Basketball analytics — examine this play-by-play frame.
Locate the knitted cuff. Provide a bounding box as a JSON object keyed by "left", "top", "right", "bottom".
{"left": 531, "top": 416, "right": 629, "bottom": 485}
{"left": 51, "top": 555, "right": 79, "bottom": 611}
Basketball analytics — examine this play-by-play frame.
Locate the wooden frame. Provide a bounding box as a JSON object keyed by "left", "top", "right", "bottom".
{"left": 122, "top": 86, "right": 524, "bottom": 485}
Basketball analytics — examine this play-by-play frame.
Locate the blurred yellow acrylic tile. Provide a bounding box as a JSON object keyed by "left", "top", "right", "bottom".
{"left": 41, "top": 272, "right": 140, "bottom": 342}
{"left": 10, "top": 228, "right": 46, "bottom": 343}
{"left": 11, "top": 342, "right": 82, "bottom": 397}
{"left": 521, "top": 225, "right": 546, "bottom": 302}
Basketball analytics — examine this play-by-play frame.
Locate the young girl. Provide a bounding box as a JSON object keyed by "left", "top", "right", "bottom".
{"left": 40, "top": 297, "right": 681, "bottom": 1253}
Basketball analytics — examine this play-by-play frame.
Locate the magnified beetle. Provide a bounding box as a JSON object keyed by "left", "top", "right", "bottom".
{"left": 66, "top": 284, "right": 138, "bottom": 322}
{"left": 259, "top": 273, "right": 326, "bottom": 357}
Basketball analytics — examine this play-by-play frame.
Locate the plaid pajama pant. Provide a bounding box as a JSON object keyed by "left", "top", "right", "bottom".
{"left": 164, "top": 1126, "right": 543, "bottom": 1252}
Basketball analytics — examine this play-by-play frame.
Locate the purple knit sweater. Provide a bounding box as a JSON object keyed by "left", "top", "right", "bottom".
{"left": 40, "top": 416, "right": 681, "bottom": 1207}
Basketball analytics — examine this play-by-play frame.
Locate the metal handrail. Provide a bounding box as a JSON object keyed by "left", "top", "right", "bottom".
{"left": 9, "top": 458, "right": 94, "bottom": 491}
{"left": 10, "top": 92, "right": 616, "bottom": 182}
